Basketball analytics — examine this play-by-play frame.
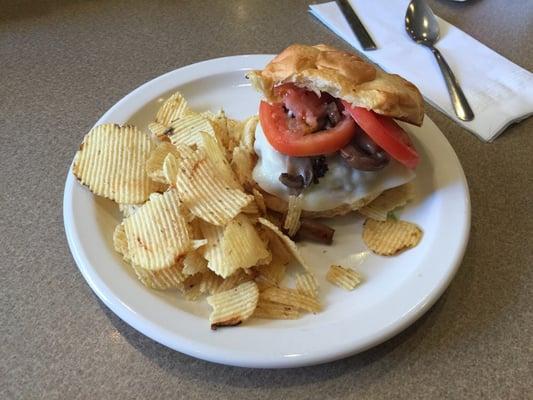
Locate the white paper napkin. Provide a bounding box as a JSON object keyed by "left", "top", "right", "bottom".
{"left": 309, "top": 0, "right": 533, "bottom": 141}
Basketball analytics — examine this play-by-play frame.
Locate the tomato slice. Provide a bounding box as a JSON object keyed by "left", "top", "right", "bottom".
{"left": 259, "top": 101, "right": 357, "bottom": 157}
{"left": 342, "top": 101, "right": 420, "bottom": 169}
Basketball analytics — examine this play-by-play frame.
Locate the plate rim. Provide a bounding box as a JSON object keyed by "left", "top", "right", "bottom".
{"left": 63, "top": 54, "right": 471, "bottom": 368}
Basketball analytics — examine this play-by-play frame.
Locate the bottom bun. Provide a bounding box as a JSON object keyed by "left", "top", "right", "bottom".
{"left": 260, "top": 189, "right": 382, "bottom": 219}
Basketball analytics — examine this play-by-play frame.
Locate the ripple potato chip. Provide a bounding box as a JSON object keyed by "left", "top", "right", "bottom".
{"left": 133, "top": 263, "right": 186, "bottom": 290}
{"left": 231, "top": 145, "right": 256, "bottom": 187}
{"left": 260, "top": 287, "right": 321, "bottom": 313}
{"left": 207, "top": 281, "right": 259, "bottom": 329}
{"left": 295, "top": 273, "right": 319, "bottom": 298}
{"left": 253, "top": 298, "right": 300, "bottom": 320}
{"left": 215, "top": 269, "right": 253, "bottom": 293}
{"left": 363, "top": 218, "right": 422, "bottom": 255}
{"left": 146, "top": 142, "right": 180, "bottom": 184}
{"left": 123, "top": 189, "right": 191, "bottom": 270}
{"left": 162, "top": 153, "right": 179, "bottom": 187}
{"left": 182, "top": 250, "right": 208, "bottom": 276}
{"left": 284, "top": 194, "right": 303, "bottom": 237}
{"left": 113, "top": 223, "right": 129, "bottom": 260}
{"left": 359, "top": 183, "right": 414, "bottom": 221}
{"left": 326, "top": 265, "right": 362, "bottom": 291}
{"left": 258, "top": 217, "right": 311, "bottom": 272}
{"left": 118, "top": 203, "right": 142, "bottom": 218}
{"left": 198, "top": 132, "right": 240, "bottom": 189}
{"left": 73, "top": 124, "right": 155, "bottom": 204}
{"left": 155, "top": 91, "right": 189, "bottom": 126}
{"left": 175, "top": 145, "right": 253, "bottom": 226}
{"left": 199, "top": 215, "right": 269, "bottom": 278}
{"left": 168, "top": 113, "right": 215, "bottom": 147}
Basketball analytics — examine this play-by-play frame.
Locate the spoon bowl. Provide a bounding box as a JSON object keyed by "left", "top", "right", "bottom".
{"left": 405, "top": 0, "right": 440, "bottom": 46}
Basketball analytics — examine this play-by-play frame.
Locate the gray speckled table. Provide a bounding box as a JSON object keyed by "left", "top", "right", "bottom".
{"left": 1, "top": 1, "right": 532, "bottom": 398}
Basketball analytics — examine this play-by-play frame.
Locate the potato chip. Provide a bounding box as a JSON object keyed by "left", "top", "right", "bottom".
{"left": 198, "top": 271, "right": 224, "bottom": 295}
{"left": 123, "top": 189, "right": 191, "bottom": 270}
{"left": 198, "top": 132, "right": 240, "bottom": 189}
{"left": 223, "top": 214, "right": 269, "bottom": 270}
{"left": 359, "top": 183, "right": 415, "bottom": 221}
{"left": 146, "top": 142, "right": 180, "bottom": 184}
{"left": 199, "top": 215, "right": 269, "bottom": 278}
{"left": 168, "top": 113, "right": 215, "bottom": 147}
{"left": 207, "top": 281, "right": 259, "bottom": 329}
{"left": 240, "top": 116, "right": 258, "bottom": 150}
{"left": 241, "top": 201, "right": 259, "bottom": 215}
{"left": 215, "top": 269, "right": 253, "bottom": 293}
{"left": 198, "top": 220, "right": 225, "bottom": 273}
{"left": 72, "top": 124, "right": 155, "bottom": 204}
{"left": 162, "top": 153, "right": 179, "bottom": 186}
{"left": 148, "top": 122, "right": 171, "bottom": 141}
{"left": 175, "top": 145, "right": 253, "bottom": 226}
{"left": 133, "top": 262, "right": 186, "bottom": 290}
{"left": 252, "top": 188, "right": 267, "bottom": 215}
{"left": 247, "top": 70, "right": 271, "bottom": 100}
{"left": 258, "top": 217, "right": 311, "bottom": 272}
{"left": 182, "top": 250, "right": 208, "bottom": 276}
{"left": 114, "top": 221, "right": 187, "bottom": 289}
{"left": 254, "top": 258, "right": 287, "bottom": 288}
{"left": 326, "top": 265, "right": 362, "bottom": 291}
{"left": 362, "top": 218, "right": 422, "bottom": 255}
{"left": 261, "top": 227, "right": 292, "bottom": 266}
{"left": 226, "top": 118, "right": 242, "bottom": 148}
{"left": 231, "top": 145, "right": 256, "bottom": 187}
{"left": 256, "top": 250, "right": 272, "bottom": 266}
{"left": 261, "top": 190, "right": 288, "bottom": 213}
{"left": 189, "top": 218, "right": 204, "bottom": 239}
{"left": 260, "top": 287, "right": 321, "bottom": 313}
{"left": 295, "top": 273, "right": 319, "bottom": 298}
{"left": 178, "top": 273, "right": 204, "bottom": 300}
{"left": 118, "top": 203, "right": 142, "bottom": 218}
{"left": 155, "top": 91, "right": 189, "bottom": 126}
{"left": 254, "top": 277, "right": 276, "bottom": 292}
{"left": 203, "top": 109, "right": 231, "bottom": 150}
{"left": 113, "top": 223, "right": 129, "bottom": 259}
{"left": 284, "top": 194, "right": 303, "bottom": 237}
{"left": 253, "top": 298, "right": 300, "bottom": 320}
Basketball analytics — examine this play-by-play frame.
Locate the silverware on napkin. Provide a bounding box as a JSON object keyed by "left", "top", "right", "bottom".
{"left": 335, "top": 0, "right": 377, "bottom": 50}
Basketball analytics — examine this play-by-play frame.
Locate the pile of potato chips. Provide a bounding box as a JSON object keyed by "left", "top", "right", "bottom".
{"left": 72, "top": 90, "right": 422, "bottom": 329}
{"left": 73, "top": 91, "right": 325, "bottom": 329}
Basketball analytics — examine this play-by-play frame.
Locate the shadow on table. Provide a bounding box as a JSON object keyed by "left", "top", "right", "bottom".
{"left": 99, "top": 217, "right": 524, "bottom": 389}
{"left": 101, "top": 294, "right": 443, "bottom": 388}
{"left": 97, "top": 273, "right": 453, "bottom": 391}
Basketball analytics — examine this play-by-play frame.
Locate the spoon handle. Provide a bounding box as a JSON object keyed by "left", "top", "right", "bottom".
{"left": 430, "top": 47, "right": 474, "bottom": 121}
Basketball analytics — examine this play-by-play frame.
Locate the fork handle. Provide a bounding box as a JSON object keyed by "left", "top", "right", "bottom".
{"left": 430, "top": 47, "right": 474, "bottom": 121}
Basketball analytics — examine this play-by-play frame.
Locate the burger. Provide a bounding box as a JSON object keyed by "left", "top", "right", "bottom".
{"left": 247, "top": 44, "right": 423, "bottom": 219}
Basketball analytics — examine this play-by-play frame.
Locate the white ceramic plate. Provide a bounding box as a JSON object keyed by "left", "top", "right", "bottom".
{"left": 63, "top": 55, "right": 470, "bottom": 368}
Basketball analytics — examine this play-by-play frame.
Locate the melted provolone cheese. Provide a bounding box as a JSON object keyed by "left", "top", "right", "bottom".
{"left": 252, "top": 124, "right": 415, "bottom": 212}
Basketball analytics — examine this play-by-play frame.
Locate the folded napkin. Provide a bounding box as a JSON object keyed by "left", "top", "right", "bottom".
{"left": 309, "top": 0, "right": 533, "bottom": 141}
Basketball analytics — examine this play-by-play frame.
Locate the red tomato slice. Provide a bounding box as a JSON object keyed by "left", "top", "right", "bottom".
{"left": 259, "top": 101, "right": 357, "bottom": 157}
{"left": 342, "top": 101, "right": 420, "bottom": 169}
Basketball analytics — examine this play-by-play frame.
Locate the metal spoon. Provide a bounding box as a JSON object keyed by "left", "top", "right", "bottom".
{"left": 405, "top": 0, "right": 474, "bottom": 121}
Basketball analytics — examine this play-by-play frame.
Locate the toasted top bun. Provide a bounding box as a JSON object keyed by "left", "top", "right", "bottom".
{"left": 248, "top": 44, "right": 424, "bottom": 126}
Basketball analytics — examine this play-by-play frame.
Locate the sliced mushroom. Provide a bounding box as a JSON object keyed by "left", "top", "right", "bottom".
{"left": 279, "top": 173, "right": 305, "bottom": 189}
{"left": 287, "top": 156, "right": 314, "bottom": 187}
{"left": 340, "top": 131, "right": 389, "bottom": 171}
